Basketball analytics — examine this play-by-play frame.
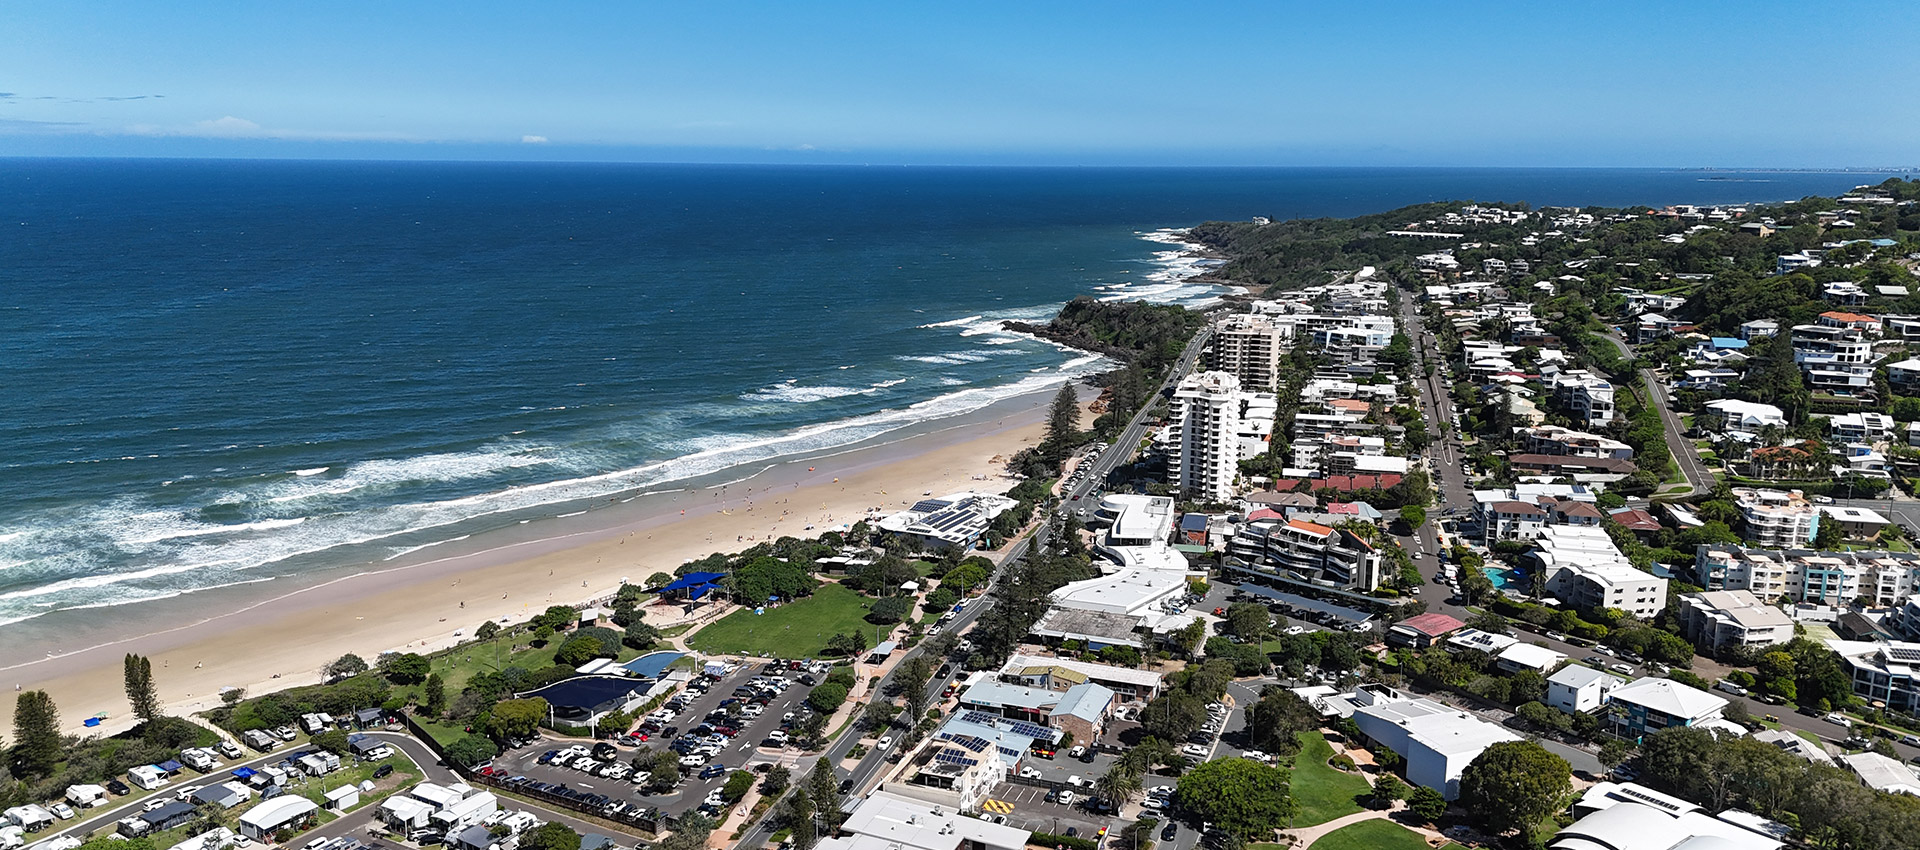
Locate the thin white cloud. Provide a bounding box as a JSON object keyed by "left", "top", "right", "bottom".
{"left": 124, "top": 115, "right": 417, "bottom": 142}
{"left": 521, "top": 135, "right": 549, "bottom": 144}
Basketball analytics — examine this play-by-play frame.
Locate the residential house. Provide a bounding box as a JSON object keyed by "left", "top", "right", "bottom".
{"left": 1388, "top": 612, "right": 1467, "bottom": 648}
{"left": 1606, "top": 677, "right": 1728, "bottom": 742}
{"left": 1548, "top": 665, "right": 1625, "bottom": 715}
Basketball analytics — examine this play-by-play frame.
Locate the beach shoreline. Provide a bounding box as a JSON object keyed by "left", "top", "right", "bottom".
{"left": 1, "top": 386, "right": 1063, "bottom": 736}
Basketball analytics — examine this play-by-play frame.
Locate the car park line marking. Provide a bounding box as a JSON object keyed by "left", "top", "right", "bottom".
{"left": 981, "top": 799, "right": 1014, "bottom": 814}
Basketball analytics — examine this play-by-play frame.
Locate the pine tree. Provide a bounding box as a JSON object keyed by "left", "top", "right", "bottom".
{"left": 423, "top": 672, "right": 448, "bottom": 717}
{"left": 12, "top": 689, "right": 62, "bottom": 777}
{"left": 124, "top": 653, "right": 160, "bottom": 725}
{"left": 1042, "top": 384, "right": 1080, "bottom": 460}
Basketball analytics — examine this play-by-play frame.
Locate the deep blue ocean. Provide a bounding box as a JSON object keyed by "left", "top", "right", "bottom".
{"left": 0, "top": 160, "right": 1897, "bottom": 626}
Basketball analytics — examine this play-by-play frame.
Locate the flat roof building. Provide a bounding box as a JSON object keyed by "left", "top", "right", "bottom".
{"left": 1677, "top": 590, "right": 1794, "bottom": 651}
{"left": 824, "top": 790, "right": 1032, "bottom": 850}
{"left": 878, "top": 492, "right": 1021, "bottom": 552}
{"left": 1349, "top": 686, "right": 1521, "bottom": 799}
{"left": 1536, "top": 526, "right": 1668, "bottom": 619}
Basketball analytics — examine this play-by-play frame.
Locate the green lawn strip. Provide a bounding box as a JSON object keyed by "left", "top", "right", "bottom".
{"left": 686, "top": 583, "right": 876, "bottom": 658}
{"left": 659, "top": 623, "right": 694, "bottom": 638}
{"left": 1288, "top": 732, "right": 1370, "bottom": 827}
{"left": 1305, "top": 819, "right": 1431, "bottom": 850}
{"left": 292, "top": 752, "right": 424, "bottom": 810}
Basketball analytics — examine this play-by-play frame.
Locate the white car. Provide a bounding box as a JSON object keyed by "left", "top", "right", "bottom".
{"left": 679, "top": 753, "right": 710, "bottom": 767}
{"left": 1056, "top": 790, "right": 1076, "bottom": 806}
{"left": 876, "top": 736, "right": 894, "bottom": 750}
{"left": 49, "top": 804, "right": 75, "bottom": 820}
{"left": 1283, "top": 625, "right": 1307, "bottom": 635}
{"left": 1180, "top": 743, "right": 1210, "bottom": 758}
{"left": 1019, "top": 767, "right": 1043, "bottom": 779}
{"left": 1067, "top": 775, "right": 1087, "bottom": 787}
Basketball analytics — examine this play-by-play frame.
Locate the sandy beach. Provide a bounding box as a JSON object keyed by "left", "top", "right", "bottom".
{"left": 2, "top": 391, "right": 1061, "bottom": 736}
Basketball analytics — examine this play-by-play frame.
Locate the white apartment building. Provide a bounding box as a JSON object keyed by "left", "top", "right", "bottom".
{"left": 1206, "top": 314, "right": 1288, "bottom": 390}
{"left": 1695, "top": 544, "right": 1920, "bottom": 607}
{"left": 1535, "top": 525, "right": 1669, "bottom": 619}
{"left": 1827, "top": 411, "right": 1895, "bottom": 443}
{"left": 1167, "top": 371, "right": 1243, "bottom": 502}
{"left": 1519, "top": 425, "right": 1635, "bottom": 460}
{"left": 1551, "top": 370, "right": 1616, "bottom": 427}
{"left": 1732, "top": 488, "right": 1820, "bottom": 548}
{"left": 1547, "top": 665, "right": 1625, "bottom": 714}
{"left": 1828, "top": 639, "right": 1920, "bottom": 715}
{"left": 1676, "top": 590, "right": 1795, "bottom": 651}
{"left": 1701, "top": 399, "right": 1787, "bottom": 436}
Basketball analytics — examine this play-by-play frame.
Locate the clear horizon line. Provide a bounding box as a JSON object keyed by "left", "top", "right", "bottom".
{"left": 1, "top": 152, "right": 1916, "bottom": 172}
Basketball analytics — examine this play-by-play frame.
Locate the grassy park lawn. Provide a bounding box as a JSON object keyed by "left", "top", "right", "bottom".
{"left": 1289, "top": 732, "right": 1371, "bottom": 827}
{"left": 426, "top": 633, "right": 648, "bottom": 698}
{"left": 1306, "top": 820, "right": 1432, "bottom": 850}
{"left": 687, "top": 582, "right": 875, "bottom": 658}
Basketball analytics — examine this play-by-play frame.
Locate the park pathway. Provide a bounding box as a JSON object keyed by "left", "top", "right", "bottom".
{"left": 1280, "top": 804, "right": 1446, "bottom": 849}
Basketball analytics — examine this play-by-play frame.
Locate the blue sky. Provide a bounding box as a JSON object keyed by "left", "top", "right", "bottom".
{"left": 3, "top": 1, "right": 1917, "bottom": 166}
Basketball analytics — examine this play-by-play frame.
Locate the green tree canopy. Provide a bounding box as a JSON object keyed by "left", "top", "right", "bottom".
{"left": 807, "top": 683, "right": 850, "bottom": 713}
{"left": 1244, "top": 689, "right": 1317, "bottom": 756}
{"left": 446, "top": 734, "right": 499, "bottom": 767}
{"left": 486, "top": 697, "right": 548, "bottom": 741}
{"left": 380, "top": 652, "right": 431, "bottom": 685}
{"left": 124, "top": 653, "right": 160, "bottom": 725}
{"left": 520, "top": 823, "right": 581, "bottom": 850}
{"left": 11, "top": 689, "right": 62, "bottom": 778}
{"left": 1172, "top": 758, "right": 1297, "bottom": 839}
{"left": 554, "top": 634, "right": 611, "bottom": 667}
{"left": 1458, "top": 740, "right": 1572, "bottom": 835}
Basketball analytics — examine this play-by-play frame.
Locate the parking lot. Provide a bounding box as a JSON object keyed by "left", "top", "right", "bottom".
{"left": 982, "top": 781, "right": 1114, "bottom": 838}
{"left": 490, "top": 660, "right": 827, "bottom": 819}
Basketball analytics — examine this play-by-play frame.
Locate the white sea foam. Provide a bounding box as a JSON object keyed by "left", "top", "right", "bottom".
{"left": 292, "top": 467, "right": 330, "bottom": 477}
{"left": 0, "top": 531, "right": 26, "bottom": 545}
{"left": 740, "top": 383, "right": 877, "bottom": 403}
{"left": 124, "top": 517, "right": 308, "bottom": 546}
{"left": 916, "top": 315, "right": 983, "bottom": 329}
{"left": 260, "top": 447, "right": 555, "bottom": 504}
{"left": 869, "top": 378, "right": 907, "bottom": 388}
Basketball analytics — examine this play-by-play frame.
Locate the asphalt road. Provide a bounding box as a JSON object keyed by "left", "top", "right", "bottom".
{"left": 1599, "top": 332, "right": 1716, "bottom": 497}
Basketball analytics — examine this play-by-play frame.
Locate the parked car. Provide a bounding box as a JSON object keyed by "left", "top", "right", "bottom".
{"left": 1824, "top": 712, "right": 1852, "bottom": 727}
{"left": 1714, "top": 681, "right": 1748, "bottom": 697}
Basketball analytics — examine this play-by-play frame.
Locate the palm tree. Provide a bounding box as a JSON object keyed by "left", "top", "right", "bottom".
{"left": 1095, "top": 762, "right": 1143, "bottom": 811}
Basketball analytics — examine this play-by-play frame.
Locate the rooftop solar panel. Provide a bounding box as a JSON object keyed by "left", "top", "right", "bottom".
{"left": 931, "top": 750, "right": 978, "bottom": 767}
{"left": 1007, "top": 720, "right": 1053, "bottom": 740}
{"left": 948, "top": 734, "right": 991, "bottom": 753}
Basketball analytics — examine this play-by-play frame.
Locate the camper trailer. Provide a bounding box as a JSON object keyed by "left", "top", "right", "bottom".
{"left": 181, "top": 748, "right": 219, "bottom": 772}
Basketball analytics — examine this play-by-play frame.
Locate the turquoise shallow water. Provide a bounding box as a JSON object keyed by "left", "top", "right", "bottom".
{"left": 0, "top": 160, "right": 1892, "bottom": 625}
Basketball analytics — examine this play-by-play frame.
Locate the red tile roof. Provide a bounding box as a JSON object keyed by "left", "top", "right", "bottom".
{"left": 1608, "top": 508, "right": 1661, "bottom": 532}
{"left": 1287, "top": 519, "right": 1335, "bottom": 536}
{"left": 1247, "top": 508, "right": 1287, "bottom": 522}
{"left": 1395, "top": 612, "right": 1467, "bottom": 637}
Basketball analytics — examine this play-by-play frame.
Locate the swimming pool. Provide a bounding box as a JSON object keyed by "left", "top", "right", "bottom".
{"left": 1483, "top": 566, "right": 1526, "bottom": 589}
